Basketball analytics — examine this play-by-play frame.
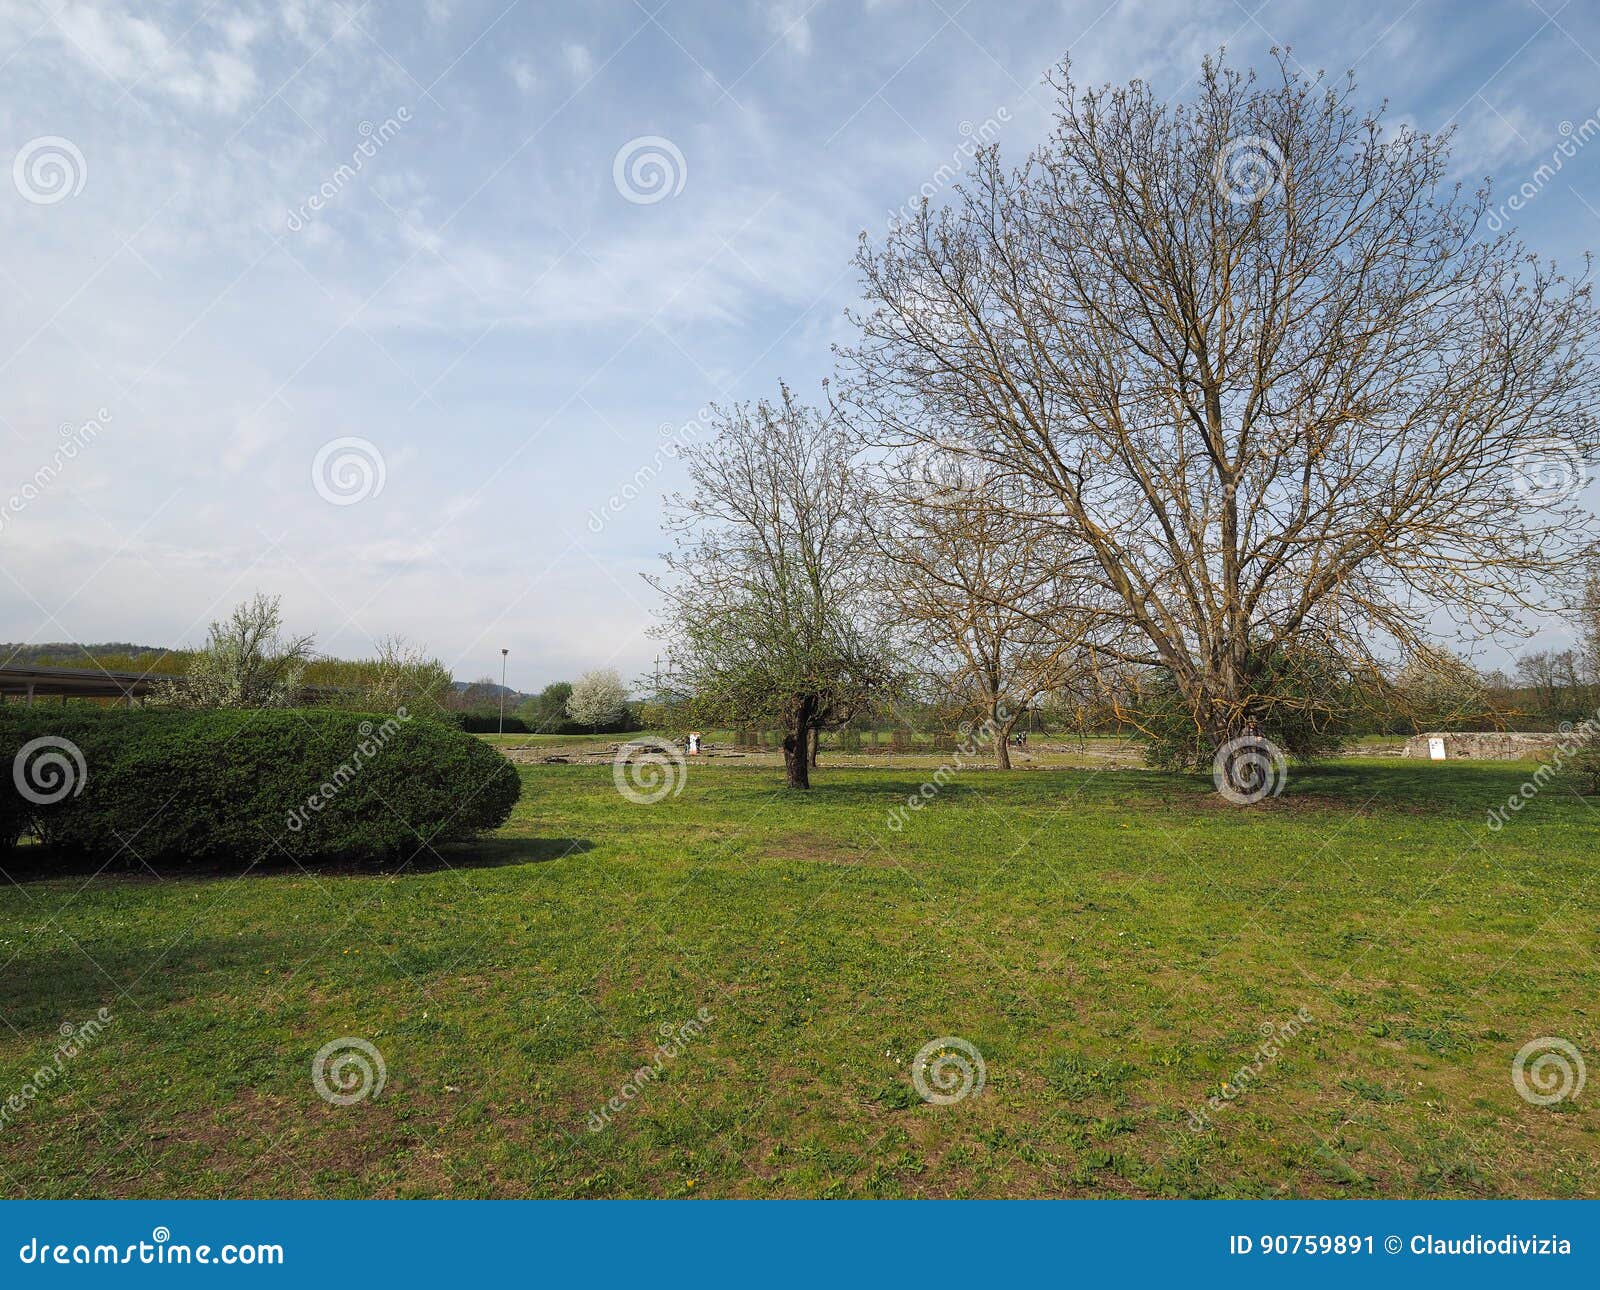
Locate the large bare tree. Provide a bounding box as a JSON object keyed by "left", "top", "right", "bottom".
{"left": 843, "top": 54, "right": 1600, "bottom": 788}
{"left": 649, "top": 387, "right": 893, "bottom": 789}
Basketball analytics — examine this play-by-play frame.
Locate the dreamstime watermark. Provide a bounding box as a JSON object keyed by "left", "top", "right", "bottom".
{"left": 0, "top": 1009, "right": 113, "bottom": 1132}
{"left": 0, "top": 409, "right": 111, "bottom": 533}
{"left": 1510, "top": 436, "right": 1587, "bottom": 505}
{"left": 1214, "top": 135, "right": 1285, "bottom": 205}
{"left": 887, "top": 109, "right": 1012, "bottom": 228}
{"left": 911, "top": 1036, "right": 986, "bottom": 1105}
{"left": 311, "top": 435, "right": 386, "bottom": 505}
{"left": 1211, "top": 735, "right": 1288, "bottom": 805}
{"left": 612, "top": 135, "right": 687, "bottom": 205}
{"left": 284, "top": 108, "right": 412, "bottom": 232}
{"left": 311, "top": 1036, "right": 386, "bottom": 1105}
{"left": 1511, "top": 1036, "right": 1585, "bottom": 1106}
{"left": 885, "top": 703, "right": 1015, "bottom": 832}
{"left": 586, "top": 405, "right": 716, "bottom": 533}
{"left": 903, "top": 438, "right": 990, "bottom": 504}
{"left": 1186, "top": 1006, "right": 1313, "bottom": 1131}
{"left": 12, "top": 136, "right": 86, "bottom": 204}
{"left": 612, "top": 736, "right": 688, "bottom": 805}
{"left": 12, "top": 735, "right": 87, "bottom": 806}
{"left": 18, "top": 1228, "right": 284, "bottom": 1267}
{"left": 284, "top": 710, "right": 410, "bottom": 833}
{"left": 585, "top": 1008, "right": 714, "bottom": 1132}
{"left": 1486, "top": 109, "right": 1600, "bottom": 232}
{"left": 1486, "top": 708, "right": 1599, "bottom": 831}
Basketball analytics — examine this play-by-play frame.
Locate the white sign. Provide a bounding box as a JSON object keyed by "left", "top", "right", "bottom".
{"left": 1428, "top": 737, "right": 1446, "bottom": 761}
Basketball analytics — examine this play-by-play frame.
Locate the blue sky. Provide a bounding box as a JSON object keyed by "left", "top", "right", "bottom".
{"left": 2, "top": 0, "right": 1598, "bottom": 691}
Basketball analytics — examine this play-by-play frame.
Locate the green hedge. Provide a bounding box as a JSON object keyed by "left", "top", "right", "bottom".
{"left": 1, "top": 707, "right": 520, "bottom": 865}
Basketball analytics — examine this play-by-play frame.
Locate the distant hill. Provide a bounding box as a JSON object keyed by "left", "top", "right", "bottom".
{"left": 451, "top": 679, "right": 529, "bottom": 702}
{"left": 2, "top": 642, "right": 174, "bottom": 666}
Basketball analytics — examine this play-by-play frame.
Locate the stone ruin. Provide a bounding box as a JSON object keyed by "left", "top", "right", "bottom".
{"left": 1402, "top": 731, "right": 1569, "bottom": 760}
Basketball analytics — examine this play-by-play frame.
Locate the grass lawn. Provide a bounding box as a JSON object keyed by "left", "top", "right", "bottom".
{"left": 0, "top": 755, "right": 1596, "bottom": 1198}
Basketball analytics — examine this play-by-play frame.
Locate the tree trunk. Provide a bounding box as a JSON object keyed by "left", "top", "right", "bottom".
{"left": 809, "top": 726, "right": 820, "bottom": 768}
{"left": 994, "top": 729, "right": 1011, "bottom": 769}
{"left": 782, "top": 701, "right": 813, "bottom": 790}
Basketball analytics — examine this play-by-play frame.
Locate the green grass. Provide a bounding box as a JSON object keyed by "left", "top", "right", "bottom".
{"left": 1, "top": 756, "right": 1596, "bottom": 1198}
{"left": 475, "top": 731, "right": 627, "bottom": 748}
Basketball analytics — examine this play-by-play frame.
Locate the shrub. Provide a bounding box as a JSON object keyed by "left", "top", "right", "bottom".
{"left": 1137, "top": 641, "right": 1363, "bottom": 770}
{"left": 452, "top": 714, "right": 532, "bottom": 734}
{"left": 1, "top": 707, "right": 520, "bottom": 864}
{"left": 1572, "top": 733, "right": 1600, "bottom": 795}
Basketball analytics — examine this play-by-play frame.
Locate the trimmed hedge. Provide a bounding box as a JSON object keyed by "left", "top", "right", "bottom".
{"left": 452, "top": 713, "right": 532, "bottom": 734}
{"left": 1, "top": 707, "right": 521, "bottom": 865}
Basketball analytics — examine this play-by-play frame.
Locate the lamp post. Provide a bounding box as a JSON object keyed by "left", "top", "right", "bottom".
{"left": 499, "top": 648, "right": 509, "bottom": 736}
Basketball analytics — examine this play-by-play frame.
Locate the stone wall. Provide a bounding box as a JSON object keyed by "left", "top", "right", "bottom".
{"left": 1401, "top": 732, "right": 1567, "bottom": 760}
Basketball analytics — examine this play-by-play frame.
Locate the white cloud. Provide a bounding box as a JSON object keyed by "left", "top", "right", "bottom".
{"left": 765, "top": 0, "right": 813, "bottom": 55}
{"left": 508, "top": 57, "right": 537, "bottom": 93}
{"left": 563, "top": 42, "right": 594, "bottom": 81}
{"left": 40, "top": 1, "right": 262, "bottom": 113}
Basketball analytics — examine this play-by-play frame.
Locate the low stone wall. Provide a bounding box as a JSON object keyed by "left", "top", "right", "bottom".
{"left": 1402, "top": 732, "right": 1567, "bottom": 760}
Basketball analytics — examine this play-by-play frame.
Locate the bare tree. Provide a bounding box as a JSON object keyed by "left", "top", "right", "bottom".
{"left": 869, "top": 461, "right": 1105, "bottom": 767}
{"left": 844, "top": 53, "right": 1600, "bottom": 793}
{"left": 360, "top": 635, "right": 453, "bottom": 715}
{"left": 649, "top": 387, "right": 893, "bottom": 789}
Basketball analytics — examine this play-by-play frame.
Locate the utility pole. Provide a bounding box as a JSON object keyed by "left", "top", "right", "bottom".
{"left": 499, "top": 648, "right": 509, "bottom": 735}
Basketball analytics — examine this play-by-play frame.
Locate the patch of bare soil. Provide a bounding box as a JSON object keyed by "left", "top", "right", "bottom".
{"left": 760, "top": 834, "right": 894, "bottom": 867}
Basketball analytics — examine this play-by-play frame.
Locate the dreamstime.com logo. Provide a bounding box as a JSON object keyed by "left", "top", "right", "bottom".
{"left": 886, "top": 108, "right": 1011, "bottom": 228}
{"left": 612, "top": 135, "right": 686, "bottom": 205}
{"left": 12, "top": 135, "right": 86, "bottom": 204}
{"left": 903, "top": 439, "right": 989, "bottom": 504}
{"left": 1486, "top": 109, "right": 1600, "bottom": 231}
{"left": 1510, "top": 436, "right": 1587, "bottom": 505}
{"left": 18, "top": 1227, "right": 284, "bottom": 1267}
{"left": 1187, "top": 1007, "right": 1314, "bottom": 1131}
{"left": 284, "top": 710, "right": 410, "bottom": 833}
{"left": 1512, "top": 1036, "right": 1586, "bottom": 1106}
{"left": 0, "top": 409, "right": 111, "bottom": 533}
{"left": 585, "top": 1008, "right": 714, "bottom": 1133}
{"left": 885, "top": 702, "right": 1016, "bottom": 832}
{"left": 1214, "top": 135, "right": 1284, "bottom": 205}
{"left": 0, "top": 1009, "right": 113, "bottom": 1133}
{"left": 612, "top": 737, "right": 687, "bottom": 804}
{"left": 1486, "top": 708, "right": 1600, "bottom": 831}
{"left": 1211, "top": 735, "right": 1287, "bottom": 805}
{"left": 284, "top": 108, "right": 411, "bottom": 232}
{"left": 311, "top": 1037, "right": 387, "bottom": 1106}
{"left": 586, "top": 405, "right": 717, "bottom": 534}
{"left": 312, "top": 435, "right": 386, "bottom": 505}
{"left": 911, "top": 1036, "right": 986, "bottom": 1105}
{"left": 12, "top": 735, "right": 87, "bottom": 805}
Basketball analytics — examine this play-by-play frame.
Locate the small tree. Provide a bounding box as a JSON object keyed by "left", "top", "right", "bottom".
{"left": 175, "top": 592, "right": 315, "bottom": 709}
{"left": 649, "top": 387, "right": 895, "bottom": 789}
{"left": 518, "top": 682, "right": 575, "bottom": 732}
{"left": 359, "top": 635, "right": 452, "bottom": 717}
{"left": 870, "top": 460, "right": 1107, "bottom": 767}
{"left": 567, "top": 669, "right": 628, "bottom": 728}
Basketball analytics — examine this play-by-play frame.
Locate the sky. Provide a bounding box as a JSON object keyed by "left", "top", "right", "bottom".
{"left": 1, "top": 0, "right": 1598, "bottom": 692}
